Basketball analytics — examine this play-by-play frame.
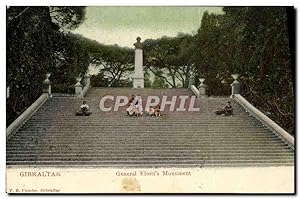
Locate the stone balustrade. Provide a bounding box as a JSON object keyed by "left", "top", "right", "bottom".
{"left": 75, "top": 74, "right": 91, "bottom": 97}
{"left": 234, "top": 94, "right": 294, "bottom": 148}
{"left": 43, "top": 73, "right": 52, "bottom": 97}
{"left": 74, "top": 77, "right": 83, "bottom": 97}
{"left": 82, "top": 74, "right": 91, "bottom": 97}
{"left": 198, "top": 78, "right": 207, "bottom": 97}
{"left": 7, "top": 93, "right": 49, "bottom": 137}
{"left": 231, "top": 73, "right": 241, "bottom": 97}
{"left": 190, "top": 85, "right": 200, "bottom": 97}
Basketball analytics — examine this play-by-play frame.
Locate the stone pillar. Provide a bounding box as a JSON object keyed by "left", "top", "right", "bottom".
{"left": 133, "top": 37, "right": 144, "bottom": 88}
{"left": 75, "top": 77, "right": 83, "bottom": 97}
{"left": 231, "top": 74, "right": 240, "bottom": 97}
{"left": 83, "top": 74, "right": 91, "bottom": 86}
{"left": 43, "top": 73, "right": 52, "bottom": 97}
{"left": 199, "top": 78, "right": 207, "bottom": 97}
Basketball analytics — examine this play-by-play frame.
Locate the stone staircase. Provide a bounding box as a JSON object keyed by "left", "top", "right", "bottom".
{"left": 6, "top": 88, "right": 294, "bottom": 167}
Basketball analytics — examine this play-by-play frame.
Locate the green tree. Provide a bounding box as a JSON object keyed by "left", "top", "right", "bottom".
{"left": 193, "top": 7, "right": 294, "bottom": 134}
{"left": 7, "top": 6, "right": 87, "bottom": 125}
{"left": 90, "top": 44, "right": 134, "bottom": 87}
{"left": 151, "top": 70, "right": 169, "bottom": 88}
{"left": 144, "top": 71, "right": 152, "bottom": 88}
{"left": 72, "top": 34, "right": 135, "bottom": 87}
{"left": 144, "top": 33, "right": 195, "bottom": 88}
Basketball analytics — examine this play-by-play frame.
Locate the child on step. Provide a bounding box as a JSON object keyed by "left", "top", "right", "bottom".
{"left": 76, "top": 100, "right": 92, "bottom": 116}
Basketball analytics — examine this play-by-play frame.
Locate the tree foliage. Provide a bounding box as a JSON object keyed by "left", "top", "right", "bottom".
{"left": 71, "top": 34, "right": 135, "bottom": 87}
{"left": 7, "top": 6, "right": 88, "bottom": 126}
{"left": 199, "top": 7, "right": 294, "bottom": 134}
{"left": 143, "top": 34, "right": 195, "bottom": 88}
{"left": 50, "top": 6, "right": 86, "bottom": 30}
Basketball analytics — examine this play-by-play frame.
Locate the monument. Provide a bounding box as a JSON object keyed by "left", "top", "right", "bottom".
{"left": 133, "top": 37, "right": 144, "bottom": 88}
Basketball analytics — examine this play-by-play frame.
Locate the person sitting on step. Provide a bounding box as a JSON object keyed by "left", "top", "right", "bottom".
{"left": 134, "top": 97, "right": 143, "bottom": 116}
{"left": 129, "top": 94, "right": 135, "bottom": 104}
{"left": 145, "top": 106, "right": 155, "bottom": 116}
{"left": 126, "top": 94, "right": 136, "bottom": 116}
{"left": 215, "top": 101, "right": 233, "bottom": 116}
{"left": 154, "top": 105, "right": 161, "bottom": 117}
{"left": 224, "top": 101, "right": 233, "bottom": 116}
{"left": 76, "top": 100, "right": 92, "bottom": 116}
{"left": 126, "top": 94, "right": 143, "bottom": 117}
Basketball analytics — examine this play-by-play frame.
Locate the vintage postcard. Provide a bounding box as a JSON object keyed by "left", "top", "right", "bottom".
{"left": 5, "top": 5, "right": 295, "bottom": 194}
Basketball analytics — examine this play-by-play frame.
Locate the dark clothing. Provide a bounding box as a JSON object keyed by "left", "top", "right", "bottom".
{"left": 76, "top": 111, "right": 92, "bottom": 116}
{"left": 224, "top": 105, "right": 233, "bottom": 115}
{"left": 76, "top": 107, "right": 92, "bottom": 116}
{"left": 215, "top": 104, "right": 233, "bottom": 116}
{"left": 215, "top": 110, "right": 225, "bottom": 115}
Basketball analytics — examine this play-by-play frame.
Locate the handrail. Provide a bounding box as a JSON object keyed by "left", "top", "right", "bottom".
{"left": 190, "top": 85, "right": 200, "bottom": 97}
{"left": 234, "top": 94, "right": 294, "bottom": 147}
{"left": 82, "top": 81, "right": 91, "bottom": 97}
{"left": 6, "top": 93, "right": 49, "bottom": 137}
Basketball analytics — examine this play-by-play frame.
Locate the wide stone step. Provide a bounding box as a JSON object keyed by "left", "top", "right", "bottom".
{"left": 24, "top": 124, "right": 261, "bottom": 128}
{"left": 6, "top": 157, "right": 294, "bottom": 163}
{"left": 25, "top": 117, "right": 261, "bottom": 121}
{"left": 7, "top": 162, "right": 294, "bottom": 168}
{"left": 7, "top": 158, "right": 294, "bottom": 163}
{"left": 7, "top": 145, "right": 291, "bottom": 152}
{"left": 10, "top": 134, "right": 278, "bottom": 141}
{"left": 19, "top": 126, "right": 267, "bottom": 129}
{"left": 6, "top": 153, "right": 294, "bottom": 160}
{"left": 6, "top": 151, "right": 294, "bottom": 157}
{"left": 9, "top": 138, "right": 281, "bottom": 144}
{"left": 6, "top": 159, "right": 294, "bottom": 167}
{"left": 10, "top": 137, "right": 282, "bottom": 144}
{"left": 7, "top": 149, "right": 292, "bottom": 155}
{"left": 6, "top": 132, "right": 284, "bottom": 139}
{"left": 7, "top": 149, "right": 293, "bottom": 155}
{"left": 25, "top": 115, "right": 261, "bottom": 119}
{"left": 9, "top": 133, "right": 279, "bottom": 137}
{"left": 8, "top": 137, "right": 281, "bottom": 144}
{"left": 19, "top": 126, "right": 267, "bottom": 130}
{"left": 7, "top": 150, "right": 292, "bottom": 156}
{"left": 9, "top": 129, "right": 274, "bottom": 133}
{"left": 7, "top": 136, "right": 284, "bottom": 141}
{"left": 22, "top": 124, "right": 265, "bottom": 128}
{"left": 7, "top": 145, "right": 289, "bottom": 152}
{"left": 8, "top": 137, "right": 283, "bottom": 144}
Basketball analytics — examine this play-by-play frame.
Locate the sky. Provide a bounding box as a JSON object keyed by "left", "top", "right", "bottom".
{"left": 72, "top": 6, "right": 223, "bottom": 48}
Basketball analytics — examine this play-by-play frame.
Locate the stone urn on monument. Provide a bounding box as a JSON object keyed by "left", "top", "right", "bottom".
{"left": 132, "top": 37, "right": 144, "bottom": 88}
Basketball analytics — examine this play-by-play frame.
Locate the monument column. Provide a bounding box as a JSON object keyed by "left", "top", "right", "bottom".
{"left": 133, "top": 37, "right": 144, "bottom": 88}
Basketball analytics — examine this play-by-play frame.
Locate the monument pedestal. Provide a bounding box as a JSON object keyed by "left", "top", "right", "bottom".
{"left": 133, "top": 76, "right": 144, "bottom": 88}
